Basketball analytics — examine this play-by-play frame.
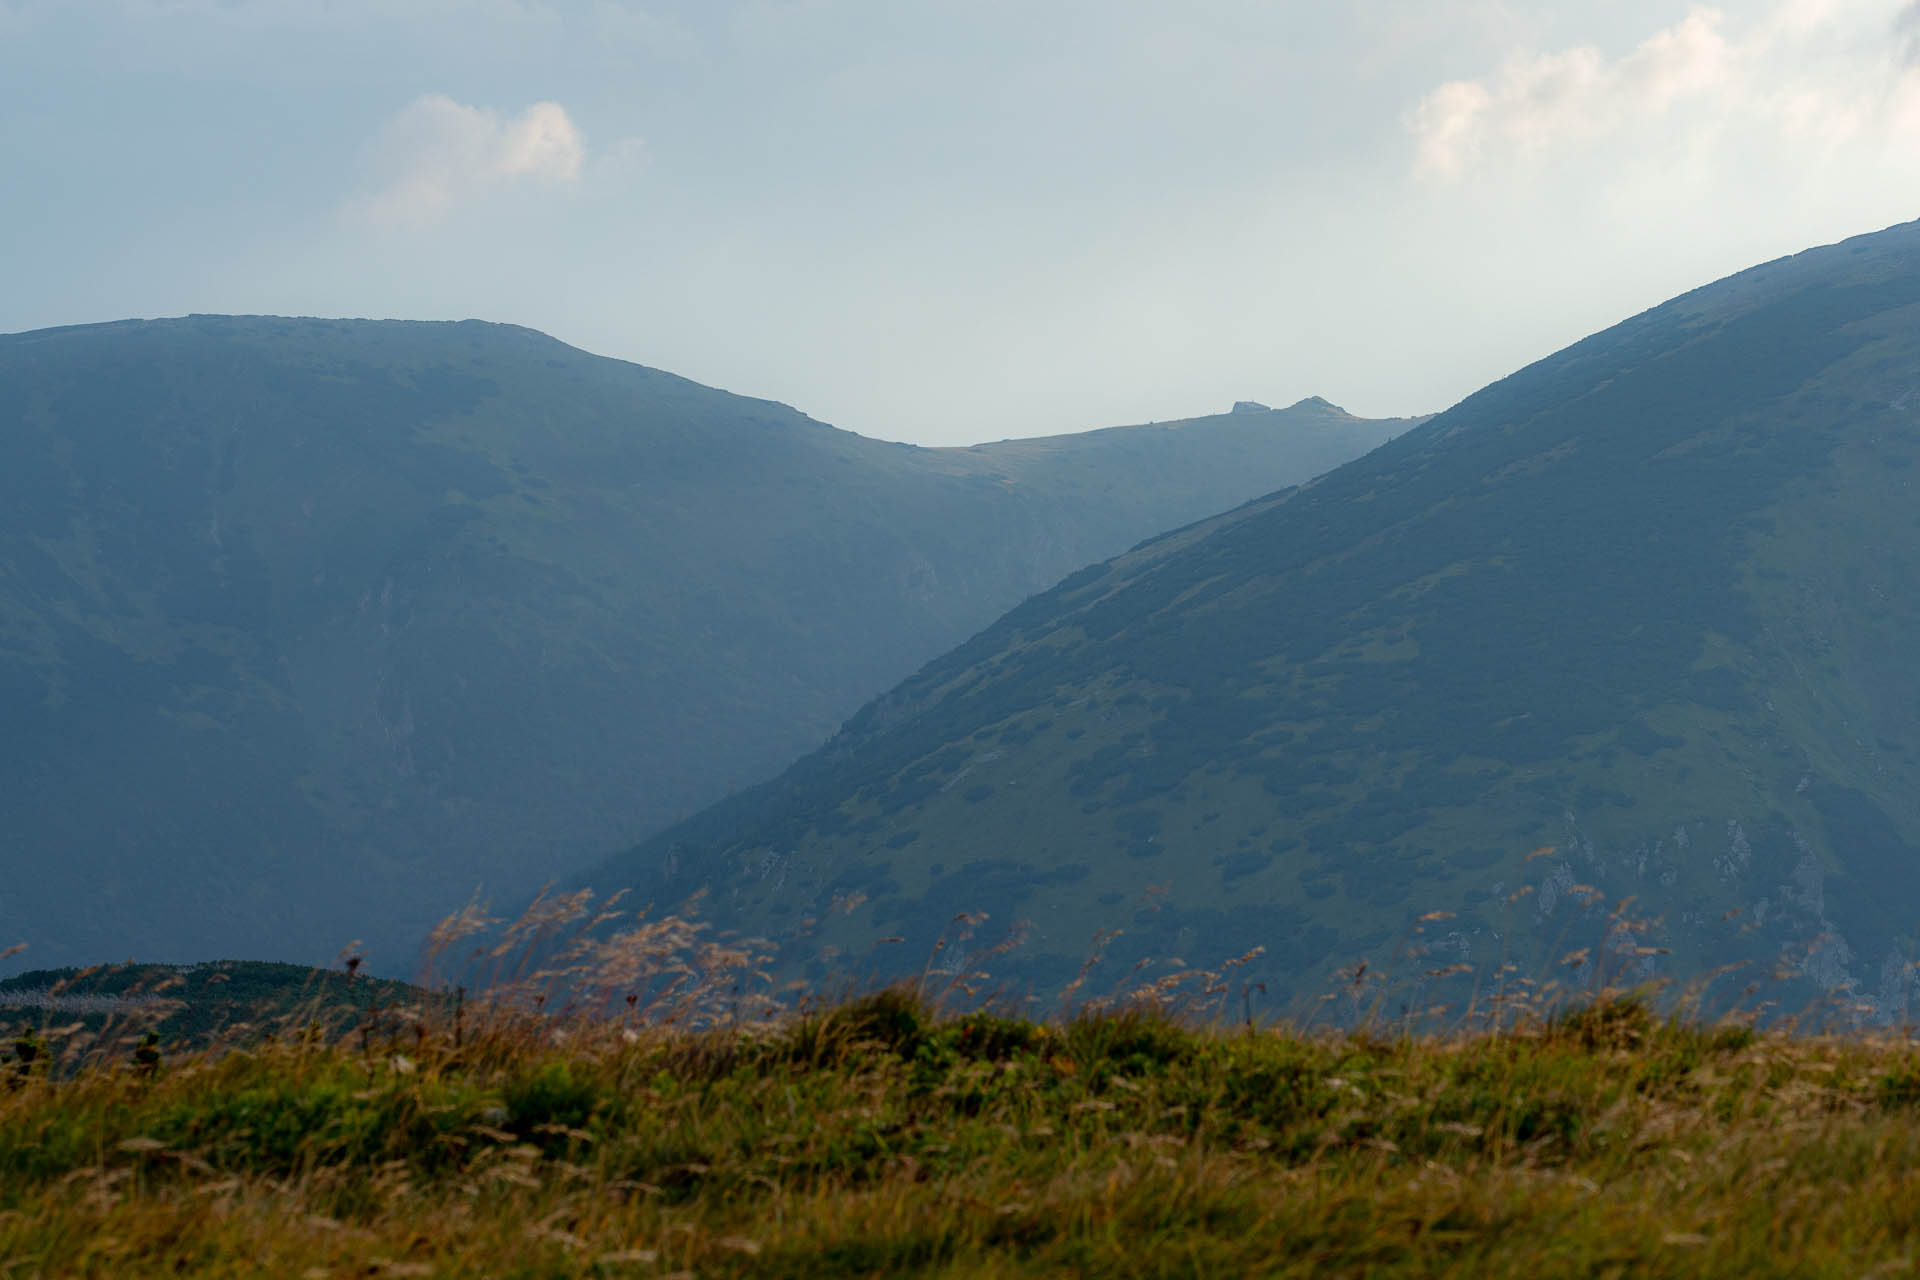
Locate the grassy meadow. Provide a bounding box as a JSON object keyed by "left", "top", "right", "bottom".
{"left": 7, "top": 930, "right": 1920, "bottom": 1278}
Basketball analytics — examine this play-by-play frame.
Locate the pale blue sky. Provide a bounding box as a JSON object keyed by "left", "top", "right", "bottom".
{"left": 5, "top": 0, "right": 1920, "bottom": 443}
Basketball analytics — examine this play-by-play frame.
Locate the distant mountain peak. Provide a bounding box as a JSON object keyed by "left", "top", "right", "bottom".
{"left": 1285, "top": 395, "right": 1346, "bottom": 415}
{"left": 1233, "top": 395, "right": 1352, "bottom": 418}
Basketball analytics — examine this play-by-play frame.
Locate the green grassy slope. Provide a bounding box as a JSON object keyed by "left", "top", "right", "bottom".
{"left": 0, "top": 961, "right": 420, "bottom": 1054}
{"left": 14, "top": 988, "right": 1920, "bottom": 1277}
{"left": 590, "top": 218, "right": 1920, "bottom": 1016}
{"left": 0, "top": 315, "right": 1405, "bottom": 972}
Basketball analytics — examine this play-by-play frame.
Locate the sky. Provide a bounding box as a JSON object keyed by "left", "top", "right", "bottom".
{"left": 5, "top": 0, "right": 1920, "bottom": 445}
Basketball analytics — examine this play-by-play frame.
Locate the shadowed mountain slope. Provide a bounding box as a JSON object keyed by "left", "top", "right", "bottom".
{"left": 0, "top": 315, "right": 1406, "bottom": 971}
{"left": 587, "top": 219, "right": 1920, "bottom": 1017}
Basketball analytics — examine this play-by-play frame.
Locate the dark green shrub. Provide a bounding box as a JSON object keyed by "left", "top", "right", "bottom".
{"left": 1547, "top": 994, "right": 1653, "bottom": 1050}
{"left": 948, "top": 1011, "right": 1046, "bottom": 1062}
{"left": 503, "top": 1061, "right": 600, "bottom": 1136}
{"left": 1065, "top": 1008, "right": 1195, "bottom": 1075}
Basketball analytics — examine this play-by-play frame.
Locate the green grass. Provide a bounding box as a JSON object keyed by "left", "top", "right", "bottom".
{"left": 0, "top": 961, "right": 425, "bottom": 1056}
{"left": 10, "top": 985, "right": 1920, "bottom": 1277}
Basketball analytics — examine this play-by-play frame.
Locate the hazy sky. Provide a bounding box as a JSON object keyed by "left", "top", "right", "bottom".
{"left": 6, "top": 0, "right": 1920, "bottom": 444}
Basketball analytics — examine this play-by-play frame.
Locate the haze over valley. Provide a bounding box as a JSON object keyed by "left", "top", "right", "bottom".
{"left": 589, "top": 218, "right": 1920, "bottom": 1017}
{"left": 0, "top": 316, "right": 1406, "bottom": 970}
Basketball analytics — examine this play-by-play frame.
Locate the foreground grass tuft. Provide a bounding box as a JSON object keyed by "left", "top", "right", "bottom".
{"left": 5, "top": 989, "right": 1920, "bottom": 1276}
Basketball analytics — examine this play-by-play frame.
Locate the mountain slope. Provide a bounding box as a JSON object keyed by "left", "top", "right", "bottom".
{"left": 0, "top": 315, "right": 1406, "bottom": 971}
{"left": 590, "top": 220, "right": 1920, "bottom": 1016}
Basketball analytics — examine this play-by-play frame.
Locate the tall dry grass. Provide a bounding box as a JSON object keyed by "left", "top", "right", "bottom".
{"left": 9, "top": 966, "right": 1920, "bottom": 1278}
{"left": 3, "top": 886, "right": 1906, "bottom": 1276}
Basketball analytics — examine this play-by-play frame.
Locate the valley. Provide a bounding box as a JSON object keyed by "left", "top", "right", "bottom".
{"left": 0, "top": 317, "right": 1404, "bottom": 971}
{"left": 584, "top": 220, "right": 1920, "bottom": 1019}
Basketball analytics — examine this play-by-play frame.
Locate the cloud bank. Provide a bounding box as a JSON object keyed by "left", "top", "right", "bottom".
{"left": 355, "top": 95, "right": 585, "bottom": 229}
{"left": 1409, "top": 1, "right": 1920, "bottom": 182}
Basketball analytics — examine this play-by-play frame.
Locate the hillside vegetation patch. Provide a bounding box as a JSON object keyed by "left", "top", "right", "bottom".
{"left": 6, "top": 987, "right": 1920, "bottom": 1277}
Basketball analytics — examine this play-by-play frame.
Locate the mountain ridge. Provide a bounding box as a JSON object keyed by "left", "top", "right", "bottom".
{"left": 582, "top": 218, "right": 1920, "bottom": 1017}
{"left": 0, "top": 315, "right": 1410, "bottom": 972}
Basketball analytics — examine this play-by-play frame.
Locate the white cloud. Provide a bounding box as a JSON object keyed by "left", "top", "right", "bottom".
{"left": 1378, "top": 0, "right": 1920, "bottom": 440}
{"left": 1408, "top": 1, "right": 1920, "bottom": 180}
{"left": 353, "top": 95, "right": 585, "bottom": 229}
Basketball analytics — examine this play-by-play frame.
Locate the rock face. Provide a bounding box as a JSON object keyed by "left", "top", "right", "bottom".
{"left": 585, "top": 219, "right": 1920, "bottom": 1020}
{"left": 0, "top": 316, "right": 1409, "bottom": 971}
{"left": 1231, "top": 400, "right": 1272, "bottom": 414}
